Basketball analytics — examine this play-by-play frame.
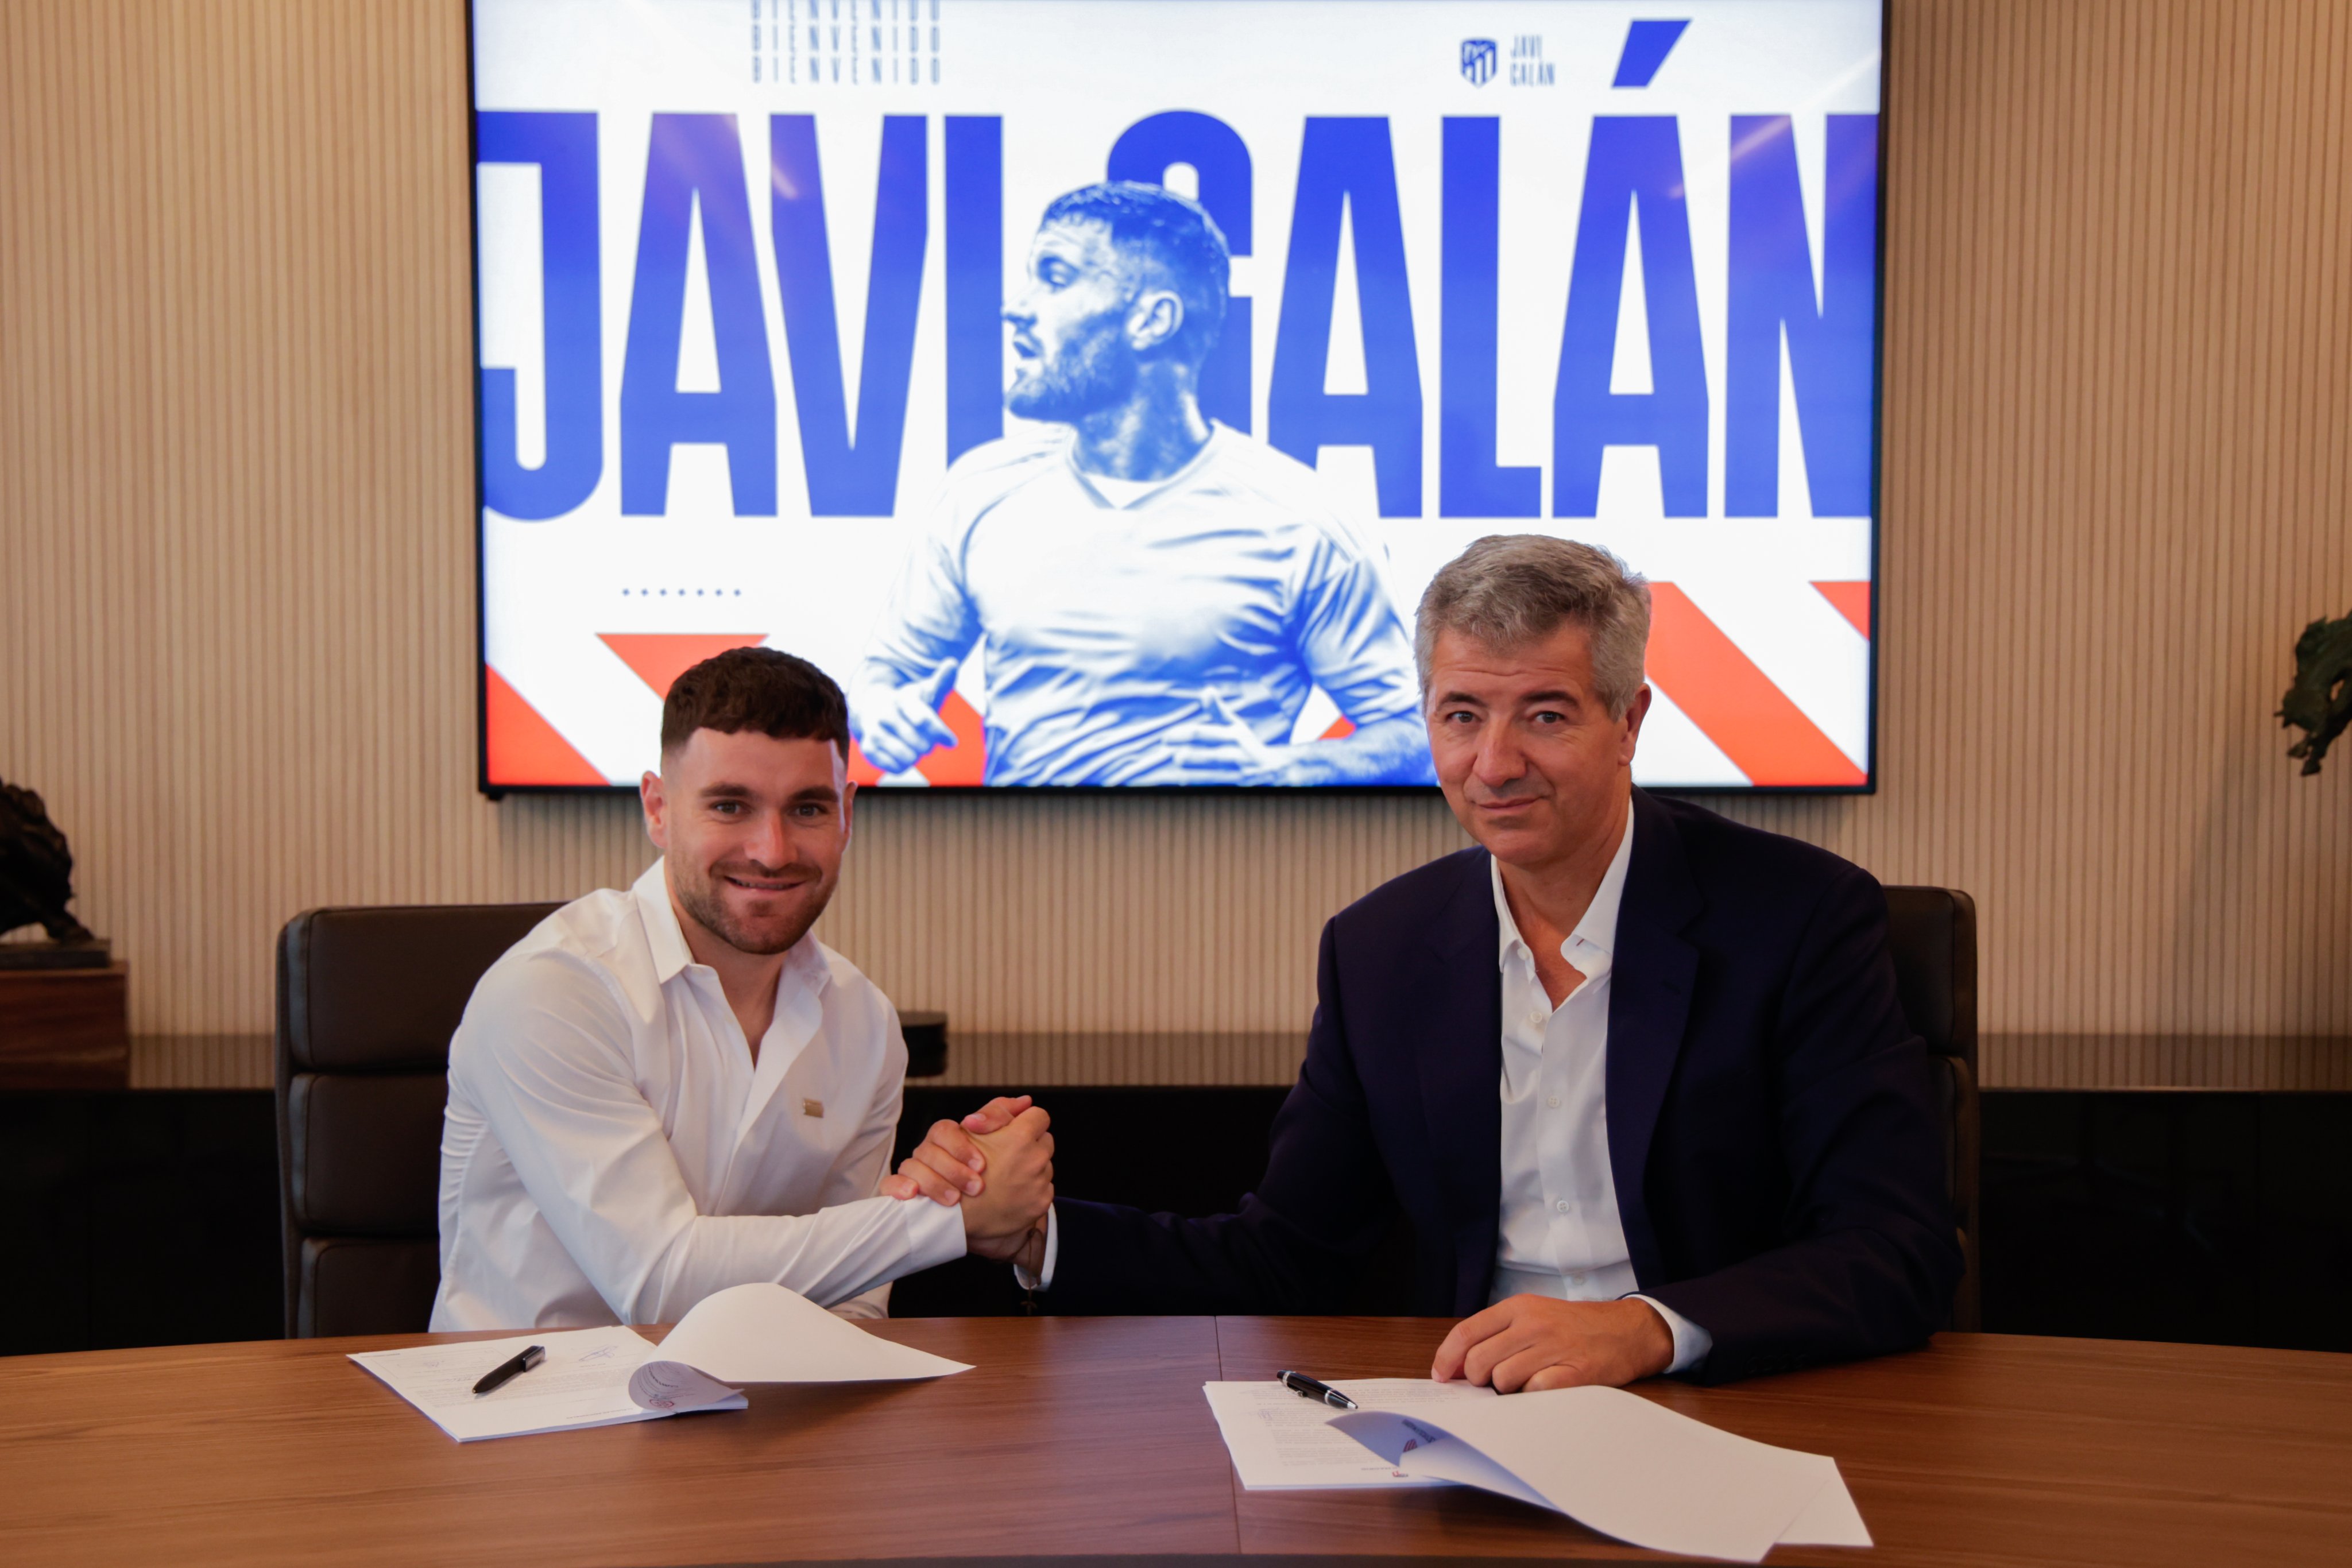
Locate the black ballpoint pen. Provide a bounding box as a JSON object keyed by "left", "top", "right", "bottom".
{"left": 1276, "top": 1369, "right": 1359, "bottom": 1410}
{"left": 471, "top": 1344, "right": 546, "bottom": 1396}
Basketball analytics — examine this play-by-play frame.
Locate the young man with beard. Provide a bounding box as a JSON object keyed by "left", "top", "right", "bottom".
{"left": 849, "top": 181, "right": 1430, "bottom": 787}
{"left": 430, "top": 648, "right": 1054, "bottom": 1330}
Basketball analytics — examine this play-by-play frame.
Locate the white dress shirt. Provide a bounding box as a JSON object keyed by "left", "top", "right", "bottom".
{"left": 1491, "top": 811, "right": 1712, "bottom": 1374}
{"left": 430, "top": 860, "right": 964, "bottom": 1331}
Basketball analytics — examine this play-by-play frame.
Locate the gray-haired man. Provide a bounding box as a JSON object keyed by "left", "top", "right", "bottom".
{"left": 897, "top": 534, "right": 1960, "bottom": 1389}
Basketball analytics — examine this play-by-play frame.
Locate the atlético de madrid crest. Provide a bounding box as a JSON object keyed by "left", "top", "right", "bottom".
{"left": 1461, "top": 38, "right": 1498, "bottom": 86}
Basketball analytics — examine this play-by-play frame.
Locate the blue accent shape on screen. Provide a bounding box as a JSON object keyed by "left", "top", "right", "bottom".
{"left": 1440, "top": 118, "right": 1539, "bottom": 517}
{"left": 945, "top": 117, "right": 1003, "bottom": 465}
{"left": 1613, "top": 19, "right": 1691, "bottom": 88}
{"left": 1109, "top": 111, "right": 1255, "bottom": 433}
{"left": 1725, "top": 114, "right": 1878, "bottom": 517}
{"left": 476, "top": 111, "right": 602, "bottom": 521}
{"left": 771, "top": 115, "right": 928, "bottom": 516}
{"left": 1553, "top": 116, "right": 1709, "bottom": 518}
{"left": 1267, "top": 118, "right": 1423, "bottom": 517}
{"left": 618, "top": 114, "right": 777, "bottom": 516}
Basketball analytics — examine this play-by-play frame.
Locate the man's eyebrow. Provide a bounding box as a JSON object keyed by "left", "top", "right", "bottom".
{"left": 787, "top": 784, "right": 841, "bottom": 805}
{"left": 1430, "top": 687, "right": 1584, "bottom": 707}
{"left": 696, "top": 781, "right": 755, "bottom": 800}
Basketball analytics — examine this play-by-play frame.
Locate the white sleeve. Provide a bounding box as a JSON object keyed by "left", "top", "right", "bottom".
{"left": 1630, "top": 1294, "right": 1715, "bottom": 1374}
{"left": 456, "top": 954, "right": 965, "bottom": 1323}
{"left": 1012, "top": 1204, "right": 1060, "bottom": 1292}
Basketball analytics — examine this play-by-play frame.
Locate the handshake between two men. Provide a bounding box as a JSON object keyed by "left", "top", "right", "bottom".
{"left": 883, "top": 1096, "right": 1681, "bottom": 1393}
{"left": 898, "top": 1095, "right": 1058, "bottom": 1278}
{"left": 432, "top": 557, "right": 1955, "bottom": 1373}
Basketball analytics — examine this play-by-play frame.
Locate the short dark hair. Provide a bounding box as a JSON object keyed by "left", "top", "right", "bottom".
{"left": 1041, "top": 181, "right": 1229, "bottom": 365}
{"left": 660, "top": 646, "right": 850, "bottom": 760}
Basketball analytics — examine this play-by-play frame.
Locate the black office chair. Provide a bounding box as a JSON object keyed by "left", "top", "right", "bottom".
{"left": 1882, "top": 886, "right": 1981, "bottom": 1332}
{"left": 274, "top": 903, "right": 559, "bottom": 1337}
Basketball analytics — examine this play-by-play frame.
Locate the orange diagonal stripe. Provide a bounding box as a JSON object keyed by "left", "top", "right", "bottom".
{"left": 598, "top": 633, "right": 769, "bottom": 699}
{"left": 1646, "top": 583, "right": 1866, "bottom": 787}
{"left": 1811, "top": 580, "right": 1871, "bottom": 639}
{"left": 485, "top": 666, "right": 608, "bottom": 786}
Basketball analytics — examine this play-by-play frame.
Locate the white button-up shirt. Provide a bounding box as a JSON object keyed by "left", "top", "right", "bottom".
{"left": 430, "top": 860, "right": 964, "bottom": 1331}
{"left": 1491, "top": 811, "right": 1711, "bottom": 1373}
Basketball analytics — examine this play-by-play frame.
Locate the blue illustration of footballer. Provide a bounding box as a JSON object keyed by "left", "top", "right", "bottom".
{"left": 849, "top": 182, "right": 1433, "bottom": 787}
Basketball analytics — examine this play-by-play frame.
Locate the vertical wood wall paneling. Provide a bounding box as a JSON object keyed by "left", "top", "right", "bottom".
{"left": 2, "top": 2, "right": 2349, "bottom": 1070}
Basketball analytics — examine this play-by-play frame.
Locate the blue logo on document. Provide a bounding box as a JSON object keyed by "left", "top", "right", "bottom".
{"left": 1461, "top": 39, "right": 1498, "bottom": 86}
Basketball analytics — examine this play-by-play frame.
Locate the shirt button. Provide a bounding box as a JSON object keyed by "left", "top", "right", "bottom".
{"left": 1546, "top": 1094, "right": 1561, "bottom": 1109}
{"left": 1555, "top": 1200, "right": 1571, "bottom": 1214}
{"left": 1569, "top": 1272, "right": 1588, "bottom": 1287}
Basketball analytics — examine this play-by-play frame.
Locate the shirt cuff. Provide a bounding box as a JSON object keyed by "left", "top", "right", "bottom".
{"left": 1012, "top": 1205, "right": 1059, "bottom": 1291}
{"left": 899, "top": 1184, "right": 968, "bottom": 1275}
{"left": 1630, "top": 1294, "right": 1712, "bottom": 1374}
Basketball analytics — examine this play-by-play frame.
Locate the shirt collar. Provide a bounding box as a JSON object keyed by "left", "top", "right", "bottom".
{"left": 1491, "top": 804, "right": 1637, "bottom": 971}
{"left": 632, "top": 858, "right": 831, "bottom": 996}
{"left": 635, "top": 860, "right": 695, "bottom": 983}
{"left": 1065, "top": 421, "right": 1227, "bottom": 509}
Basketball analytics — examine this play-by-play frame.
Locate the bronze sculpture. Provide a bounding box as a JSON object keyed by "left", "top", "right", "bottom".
{"left": 0, "top": 780, "right": 106, "bottom": 966}
{"left": 2279, "top": 611, "right": 2352, "bottom": 776}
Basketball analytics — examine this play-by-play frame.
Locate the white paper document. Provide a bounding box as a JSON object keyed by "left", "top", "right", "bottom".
{"left": 349, "top": 1326, "right": 725, "bottom": 1443}
{"left": 626, "top": 1281, "right": 971, "bottom": 1408}
{"left": 1330, "top": 1385, "right": 1871, "bottom": 1563}
{"left": 1202, "top": 1378, "right": 1497, "bottom": 1489}
{"left": 350, "top": 1283, "right": 969, "bottom": 1442}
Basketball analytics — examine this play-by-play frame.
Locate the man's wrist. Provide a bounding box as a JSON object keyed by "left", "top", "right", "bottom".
{"left": 1628, "top": 1294, "right": 1712, "bottom": 1375}
{"left": 900, "top": 1183, "right": 969, "bottom": 1271}
{"left": 1013, "top": 1205, "right": 1058, "bottom": 1291}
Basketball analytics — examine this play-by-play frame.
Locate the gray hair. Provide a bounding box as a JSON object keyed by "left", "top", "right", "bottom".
{"left": 1414, "top": 535, "right": 1652, "bottom": 718}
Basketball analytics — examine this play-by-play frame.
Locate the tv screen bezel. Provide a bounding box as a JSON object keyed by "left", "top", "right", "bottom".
{"left": 465, "top": 0, "right": 1890, "bottom": 800}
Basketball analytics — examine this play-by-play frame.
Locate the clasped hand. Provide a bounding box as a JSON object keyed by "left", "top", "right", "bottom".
{"left": 881, "top": 1094, "right": 1053, "bottom": 1273}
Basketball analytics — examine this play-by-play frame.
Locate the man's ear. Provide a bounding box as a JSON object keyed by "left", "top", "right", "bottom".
{"left": 641, "top": 768, "right": 670, "bottom": 850}
{"left": 1127, "top": 289, "right": 1185, "bottom": 353}
{"left": 1618, "top": 685, "right": 1654, "bottom": 765}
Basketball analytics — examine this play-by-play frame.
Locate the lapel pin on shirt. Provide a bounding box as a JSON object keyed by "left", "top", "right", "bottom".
{"left": 801, "top": 1098, "right": 825, "bottom": 1118}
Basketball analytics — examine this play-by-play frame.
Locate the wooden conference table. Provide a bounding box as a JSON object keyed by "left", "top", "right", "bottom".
{"left": 2, "top": 1318, "right": 2346, "bottom": 1567}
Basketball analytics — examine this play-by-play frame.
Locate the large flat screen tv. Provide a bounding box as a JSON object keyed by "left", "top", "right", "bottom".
{"left": 471, "top": 0, "right": 1884, "bottom": 792}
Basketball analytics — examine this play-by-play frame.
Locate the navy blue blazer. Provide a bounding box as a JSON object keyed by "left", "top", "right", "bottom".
{"left": 1047, "top": 789, "right": 1964, "bottom": 1384}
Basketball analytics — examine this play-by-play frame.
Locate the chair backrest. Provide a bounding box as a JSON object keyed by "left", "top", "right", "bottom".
{"left": 274, "top": 903, "right": 560, "bottom": 1337}
{"left": 1879, "top": 886, "right": 1982, "bottom": 1332}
